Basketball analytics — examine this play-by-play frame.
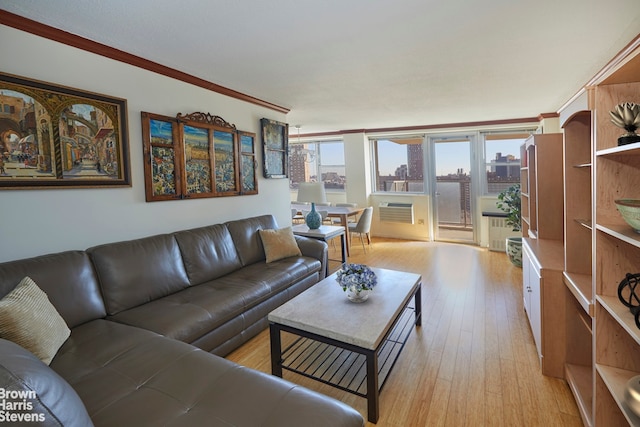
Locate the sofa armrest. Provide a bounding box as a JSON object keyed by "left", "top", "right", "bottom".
{"left": 0, "top": 339, "right": 94, "bottom": 427}
{"left": 295, "top": 236, "right": 328, "bottom": 279}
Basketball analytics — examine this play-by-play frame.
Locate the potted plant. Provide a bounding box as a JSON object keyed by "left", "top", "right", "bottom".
{"left": 336, "top": 263, "right": 378, "bottom": 303}
{"left": 497, "top": 184, "right": 522, "bottom": 267}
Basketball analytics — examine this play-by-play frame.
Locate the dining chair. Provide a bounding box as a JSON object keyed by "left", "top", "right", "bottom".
{"left": 292, "top": 208, "right": 304, "bottom": 224}
{"left": 348, "top": 206, "right": 373, "bottom": 253}
{"left": 318, "top": 210, "right": 329, "bottom": 222}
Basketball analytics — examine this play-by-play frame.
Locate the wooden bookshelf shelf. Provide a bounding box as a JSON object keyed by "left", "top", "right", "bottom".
{"left": 563, "top": 272, "right": 593, "bottom": 316}
{"left": 591, "top": 40, "right": 640, "bottom": 424}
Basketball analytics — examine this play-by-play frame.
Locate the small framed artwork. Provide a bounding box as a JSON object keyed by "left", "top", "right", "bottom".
{"left": 260, "top": 118, "right": 288, "bottom": 178}
{"left": 238, "top": 130, "right": 258, "bottom": 195}
{"left": 0, "top": 72, "right": 130, "bottom": 189}
{"left": 213, "top": 128, "right": 238, "bottom": 196}
{"left": 181, "top": 123, "right": 216, "bottom": 198}
{"left": 141, "top": 112, "right": 181, "bottom": 201}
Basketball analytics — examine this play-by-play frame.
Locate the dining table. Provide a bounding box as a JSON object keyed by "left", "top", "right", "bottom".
{"left": 291, "top": 203, "right": 364, "bottom": 256}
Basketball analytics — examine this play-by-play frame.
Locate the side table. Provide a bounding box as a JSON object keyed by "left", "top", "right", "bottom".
{"left": 291, "top": 224, "right": 347, "bottom": 275}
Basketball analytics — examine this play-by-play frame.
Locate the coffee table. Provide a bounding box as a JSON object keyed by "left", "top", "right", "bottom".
{"left": 268, "top": 267, "right": 422, "bottom": 423}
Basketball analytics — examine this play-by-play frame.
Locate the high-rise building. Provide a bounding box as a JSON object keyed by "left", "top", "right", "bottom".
{"left": 407, "top": 144, "right": 423, "bottom": 179}
{"left": 289, "top": 144, "right": 310, "bottom": 186}
{"left": 491, "top": 152, "right": 520, "bottom": 179}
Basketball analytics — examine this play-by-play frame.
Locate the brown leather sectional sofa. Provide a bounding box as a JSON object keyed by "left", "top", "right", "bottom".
{"left": 0, "top": 214, "right": 364, "bottom": 427}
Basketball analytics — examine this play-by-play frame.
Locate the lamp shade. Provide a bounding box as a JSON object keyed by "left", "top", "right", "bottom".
{"left": 296, "top": 182, "right": 327, "bottom": 204}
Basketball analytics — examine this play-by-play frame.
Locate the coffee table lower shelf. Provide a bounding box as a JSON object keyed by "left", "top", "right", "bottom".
{"left": 270, "top": 305, "right": 418, "bottom": 423}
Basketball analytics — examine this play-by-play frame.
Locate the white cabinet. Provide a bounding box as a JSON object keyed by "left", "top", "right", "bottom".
{"left": 523, "top": 243, "right": 542, "bottom": 361}
{"left": 522, "top": 238, "right": 566, "bottom": 378}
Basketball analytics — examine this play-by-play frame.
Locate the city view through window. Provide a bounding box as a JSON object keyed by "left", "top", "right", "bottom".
{"left": 289, "top": 141, "right": 344, "bottom": 190}
{"left": 372, "top": 137, "right": 522, "bottom": 194}
{"left": 288, "top": 137, "right": 523, "bottom": 196}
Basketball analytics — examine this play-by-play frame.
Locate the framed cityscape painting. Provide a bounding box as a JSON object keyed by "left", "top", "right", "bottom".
{"left": 261, "top": 118, "right": 288, "bottom": 179}
{"left": 213, "top": 128, "right": 237, "bottom": 195}
{"left": 238, "top": 130, "right": 258, "bottom": 195}
{"left": 141, "top": 112, "right": 180, "bottom": 200}
{"left": 0, "top": 72, "right": 130, "bottom": 189}
{"left": 141, "top": 111, "right": 257, "bottom": 202}
{"left": 182, "top": 123, "right": 215, "bottom": 198}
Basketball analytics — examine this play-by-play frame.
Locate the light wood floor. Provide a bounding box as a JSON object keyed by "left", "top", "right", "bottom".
{"left": 226, "top": 238, "right": 583, "bottom": 426}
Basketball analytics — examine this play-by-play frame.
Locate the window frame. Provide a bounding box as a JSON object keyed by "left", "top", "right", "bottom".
{"left": 288, "top": 139, "right": 346, "bottom": 192}
{"left": 370, "top": 136, "right": 425, "bottom": 194}
{"left": 481, "top": 132, "right": 532, "bottom": 196}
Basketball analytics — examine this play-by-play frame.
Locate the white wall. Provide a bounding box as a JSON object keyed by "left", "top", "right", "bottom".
{"left": 370, "top": 193, "right": 431, "bottom": 241}
{"left": 0, "top": 25, "right": 291, "bottom": 262}
{"left": 343, "top": 133, "right": 371, "bottom": 208}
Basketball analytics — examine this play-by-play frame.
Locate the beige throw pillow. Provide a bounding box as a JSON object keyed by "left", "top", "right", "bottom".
{"left": 259, "top": 227, "right": 302, "bottom": 263}
{"left": 0, "top": 276, "right": 71, "bottom": 365}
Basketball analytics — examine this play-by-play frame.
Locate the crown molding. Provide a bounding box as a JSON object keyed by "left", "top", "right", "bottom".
{"left": 0, "top": 10, "right": 290, "bottom": 114}
{"left": 297, "top": 116, "right": 541, "bottom": 138}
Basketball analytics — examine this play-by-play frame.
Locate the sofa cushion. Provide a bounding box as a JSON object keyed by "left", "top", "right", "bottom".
{"left": 0, "top": 251, "right": 106, "bottom": 328}
{"left": 0, "top": 338, "right": 94, "bottom": 427}
{"left": 226, "top": 214, "right": 278, "bottom": 266}
{"left": 173, "top": 224, "right": 242, "bottom": 285}
{"left": 88, "top": 233, "right": 190, "bottom": 315}
{"left": 0, "top": 277, "right": 70, "bottom": 365}
{"left": 259, "top": 226, "right": 302, "bottom": 263}
{"left": 106, "top": 255, "right": 322, "bottom": 345}
{"left": 50, "top": 320, "right": 363, "bottom": 427}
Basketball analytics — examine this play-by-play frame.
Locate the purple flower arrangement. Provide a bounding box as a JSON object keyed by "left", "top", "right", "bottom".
{"left": 336, "top": 263, "right": 378, "bottom": 293}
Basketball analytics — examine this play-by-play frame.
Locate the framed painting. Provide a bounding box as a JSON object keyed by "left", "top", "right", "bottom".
{"left": 260, "top": 118, "right": 288, "bottom": 178}
{"left": 141, "top": 112, "right": 181, "bottom": 201}
{"left": 182, "top": 123, "right": 215, "bottom": 198}
{"left": 141, "top": 111, "right": 247, "bottom": 201}
{"left": 213, "top": 128, "right": 239, "bottom": 195}
{"left": 238, "top": 131, "right": 258, "bottom": 195}
{"left": 0, "top": 72, "right": 130, "bottom": 189}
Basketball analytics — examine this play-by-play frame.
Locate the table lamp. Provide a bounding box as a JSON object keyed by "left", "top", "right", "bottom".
{"left": 296, "top": 182, "right": 327, "bottom": 204}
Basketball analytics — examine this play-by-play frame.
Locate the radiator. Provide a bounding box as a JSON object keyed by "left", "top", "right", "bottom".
{"left": 379, "top": 202, "right": 414, "bottom": 224}
{"left": 488, "top": 216, "right": 519, "bottom": 251}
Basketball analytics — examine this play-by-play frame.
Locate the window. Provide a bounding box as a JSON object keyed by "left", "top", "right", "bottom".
{"left": 371, "top": 137, "right": 424, "bottom": 192}
{"left": 483, "top": 134, "right": 528, "bottom": 195}
{"left": 288, "top": 140, "right": 345, "bottom": 191}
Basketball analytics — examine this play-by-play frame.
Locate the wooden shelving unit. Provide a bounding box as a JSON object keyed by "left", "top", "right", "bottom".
{"left": 522, "top": 134, "right": 564, "bottom": 240}
{"left": 521, "top": 143, "right": 531, "bottom": 237}
{"left": 562, "top": 108, "right": 594, "bottom": 426}
{"left": 552, "top": 35, "right": 640, "bottom": 427}
{"left": 520, "top": 132, "right": 565, "bottom": 378}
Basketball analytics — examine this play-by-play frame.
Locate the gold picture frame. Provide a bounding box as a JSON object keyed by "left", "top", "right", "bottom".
{"left": 0, "top": 72, "right": 130, "bottom": 189}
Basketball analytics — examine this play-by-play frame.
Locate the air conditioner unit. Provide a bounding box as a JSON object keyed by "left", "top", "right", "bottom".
{"left": 379, "top": 202, "right": 414, "bottom": 224}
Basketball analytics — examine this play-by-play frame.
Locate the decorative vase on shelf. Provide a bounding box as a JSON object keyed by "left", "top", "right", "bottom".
{"left": 305, "top": 202, "right": 322, "bottom": 229}
{"left": 610, "top": 102, "right": 640, "bottom": 146}
{"left": 625, "top": 375, "right": 640, "bottom": 417}
{"left": 346, "top": 286, "right": 371, "bottom": 303}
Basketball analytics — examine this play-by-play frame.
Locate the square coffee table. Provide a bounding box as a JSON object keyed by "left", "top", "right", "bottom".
{"left": 268, "top": 267, "right": 422, "bottom": 423}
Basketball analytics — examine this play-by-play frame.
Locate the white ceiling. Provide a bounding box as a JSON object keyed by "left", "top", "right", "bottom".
{"left": 2, "top": 0, "right": 640, "bottom": 134}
